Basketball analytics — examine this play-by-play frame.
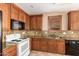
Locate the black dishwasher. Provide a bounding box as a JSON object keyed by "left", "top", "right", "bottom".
{"left": 65, "top": 40, "right": 79, "bottom": 56}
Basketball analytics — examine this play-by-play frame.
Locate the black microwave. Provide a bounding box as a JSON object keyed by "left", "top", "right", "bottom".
{"left": 11, "top": 19, "right": 25, "bottom": 30}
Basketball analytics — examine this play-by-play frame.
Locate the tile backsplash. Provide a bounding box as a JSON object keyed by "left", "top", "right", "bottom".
{"left": 3, "top": 30, "right": 79, "bottom": 39}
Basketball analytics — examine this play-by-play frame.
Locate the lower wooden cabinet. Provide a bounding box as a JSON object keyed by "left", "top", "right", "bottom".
{"left": 39, "top": 38, "right": 47, "bottom": 52}
{"left": 3, "top": 44, "right": 16, "bottom": 56}
{"left": 32, "top": 38, "right": 48, "bottom": 52}
{"left": 48, "top": 39, "right": 57, "bottom": 53}
{"left": 57, "top": 40, "right": 65, "bottom": 54}
{"left": 31, "top": 38, "right": 65, "bottom": 54}
{"left": 32, "top": 38, "right": 40, "bottom": 50}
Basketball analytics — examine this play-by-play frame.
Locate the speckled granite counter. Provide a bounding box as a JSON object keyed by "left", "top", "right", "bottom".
{"left": 2, "top": 30, "right": 79, "bottom": 49}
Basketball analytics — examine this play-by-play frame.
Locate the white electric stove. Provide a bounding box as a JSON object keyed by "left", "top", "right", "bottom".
{"left": 6, "top": 34, "right": 30, "bottom": 56}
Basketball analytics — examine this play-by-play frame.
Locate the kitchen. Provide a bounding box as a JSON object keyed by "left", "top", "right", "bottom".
{"left": 0, "top": 3, "right": 79, "bottom": 56}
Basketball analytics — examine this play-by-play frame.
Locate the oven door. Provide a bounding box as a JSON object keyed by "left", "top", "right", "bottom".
{"left": 17, "top": 39, "right": 30, "bottom": 56}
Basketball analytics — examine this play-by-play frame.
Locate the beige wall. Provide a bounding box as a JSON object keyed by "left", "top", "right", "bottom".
{"left": 42, "top": 12, "right": 68, "bottom": 31}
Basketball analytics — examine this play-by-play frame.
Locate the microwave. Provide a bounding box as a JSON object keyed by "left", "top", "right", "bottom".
{"left": 11, "top": 19, "right": 25, "bottom": 30}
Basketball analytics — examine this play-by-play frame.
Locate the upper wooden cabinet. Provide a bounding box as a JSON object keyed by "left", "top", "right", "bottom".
{"left": 68, "top": 11, "right": 79, "bottom": 30}
{"left": 18, "top": 9, "right": 30, "bottom": 30}
{"left": 11, "top": 4, "right": 19, "bottom": 20}
{"left": 36, "top": 15, "right": 42, "bottom": 30}
{"left": 30, "top": 16, "right": 37, "bottom": 30}
{"left": 48, "top": 15, "right": 62, "bottom": 30}
{"left": 19, "top": 10, "right": 25, "bottom": 22}
{"left": 2, "top": 3, "right": 30, "bottom": 31}
{"left": 24, "top": 14, "right": 30, "bottom": 30}
{"left": 0, "top": 4, "right": 11, "bottom": 31}
{"left": 30, "top": 15, "right": 42, "bottom": 31}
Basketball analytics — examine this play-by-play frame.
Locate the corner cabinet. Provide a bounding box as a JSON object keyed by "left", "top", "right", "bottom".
{"left": 30, "top": 15, "right": 42, "bottom": 31}
{"left": 18, "top": 9, "right": 30, "bottom": 30}
{"left": 11, "top": 4, "right": 30, "bottom": 30}
{"left": 68, "top": 11, "right": 79, "bottom": 30}
{"left": 0, "top": 4, "right": 30, "bottom": 31}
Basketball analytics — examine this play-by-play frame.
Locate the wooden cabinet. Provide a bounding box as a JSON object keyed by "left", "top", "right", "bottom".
{"left": 68, "top": 11, "right": 79, "bottom": 30}
{"left": 32, "top": 38, "right": 40, "bottom": 50}
{"left": 39, "top": 38, "right": 47, "bottom": 52}
{"left": 0, "top": 4, "right": 11, "bottom": 31}
{"left": 11, "top": 4, "right": 19, "bottom": 20}
{"left": 30, "top": 16, "right": 37, "bottom": 30}
{"left": 19, "top": 10, "right": 25, "bottom": 22}
{"left": 32, "top": 38, "right": 47, "bottom": 52}
{"left": 3, "top": 44, "right": 16, "bottom": 56}
{"left": 48, "top": 15, "right": 62, "bottom": 30}
{"left": 31, "top": 38, "right": 65, "bottom": 54}
{"left": 24, "top": 13, "right": 27, "bottom": 23}
{"left": 19, "top": 9, "right": 30, "bottom": 30}
{"left": 48, "top": 39, "right": 57, "bottom": 53}
{"left": 0, "top": 3, "right": 30, "bottom": 31}
{"left": 36, "top": 15, "right": 42, "bottom": 30}
{"left": 24, "top": 14, "right": 30, "bottom": 30}
{"left": 30, "top": 15, "right": 42, "bottom": 30}
{"left": 57, "top": 40, "right": 65, "bottom": 54}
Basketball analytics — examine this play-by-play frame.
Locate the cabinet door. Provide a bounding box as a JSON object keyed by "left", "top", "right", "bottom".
{"left": 57, "top": 40, "right": 65, "bottom": 54}
{"left": 48, "top": 39, "right": 57, "bottom": 53}
{"left": 26, "top": 15, "right": 30, "bottom": 30}
{"left": 39, "top": 38, "right": 47, "bottom": 52}
{"left": 11, "top": 4, "right": 19, "bottom": 20}
{"left": 30, "top": 15, "right": 42, "bottom": 30}
{"left": 24, "top": 13, "right": 27, "bottom": 23}
{"left": 0, "top": 4, "right": 10, "bottom": 31}
{"left": 19, "top": 10, "right": 24, "bottom": 22}
{"left": 32, "top": 38, "right": 40, "bottom": 50}
{"left": 24, "top": 14, "right": 30, "bottom": 30}
{"left": 30, "top": 16, "right": 37, "bottom": 30}
{"left": 68, "top": 11, "right": 79, "bottom": 30}
{"left": 36, "top": 15, "right": 42, "bottom": 31}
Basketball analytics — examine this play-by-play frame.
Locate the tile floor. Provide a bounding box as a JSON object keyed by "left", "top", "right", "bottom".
{"left": 29, "top": 50, "right": 66, "bottom": 56}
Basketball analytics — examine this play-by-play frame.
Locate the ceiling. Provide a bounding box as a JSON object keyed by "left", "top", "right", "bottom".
{"left": 15, "top": 3, "right": 79, "bottom": 15}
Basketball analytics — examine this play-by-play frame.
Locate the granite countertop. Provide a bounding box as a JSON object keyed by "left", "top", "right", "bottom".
{"left": 29, "top": 36, "right": 79, "bottom": 40}
{"left": 3, "top": 31, "right": 79, "bottom": 50}
{"left": 3, "top": 35, "right": 79, "bottom": 49}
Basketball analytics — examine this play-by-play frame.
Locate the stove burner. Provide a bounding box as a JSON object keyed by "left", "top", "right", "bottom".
{"left": 12, "top": 40, "right": 21, "bottom": 42}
